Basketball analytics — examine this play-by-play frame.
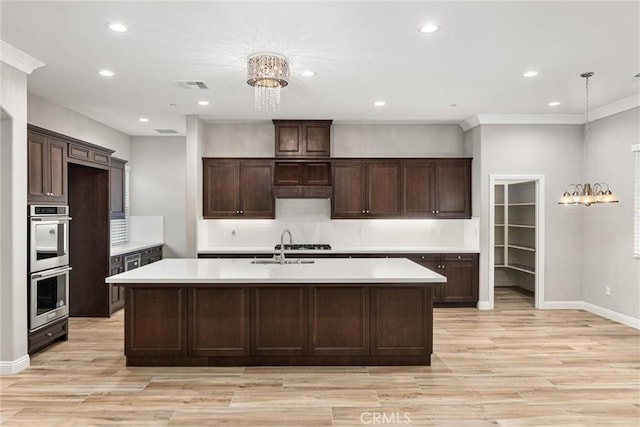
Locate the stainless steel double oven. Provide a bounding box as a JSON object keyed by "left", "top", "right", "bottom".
{"left": 28, "top": 205, "right": 72, "bottom": 331}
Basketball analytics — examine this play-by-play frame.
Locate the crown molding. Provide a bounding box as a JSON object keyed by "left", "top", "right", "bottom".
{"left": 458, "top": 116, "right": 481, "bottom": 132}
{"left": 0, "top": 40, "right": 44, "bottom": 74}
{"left": 458, "top": 93, "right": 640, "bottom": 131}
{"left": 588, "top": 93, "right": 640, "bottom": 122}
{"left": 459, "top": 114, "right": 582, "bottom": 131}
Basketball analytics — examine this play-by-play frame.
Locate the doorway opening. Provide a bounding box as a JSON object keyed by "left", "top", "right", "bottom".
{"left": 489, "top": 175, "right": 545, "bottom": 309}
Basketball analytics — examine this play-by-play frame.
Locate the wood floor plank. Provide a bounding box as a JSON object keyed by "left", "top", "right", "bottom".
{"left": 1, "top": 287, "right": 638, "bottom": 426}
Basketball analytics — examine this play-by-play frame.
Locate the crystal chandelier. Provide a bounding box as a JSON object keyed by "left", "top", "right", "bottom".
{"left": 246, "top": 54, "right": 290, "bottom": 112}
{"left": 558, "top": 72, "right": 619, "bottom": 206}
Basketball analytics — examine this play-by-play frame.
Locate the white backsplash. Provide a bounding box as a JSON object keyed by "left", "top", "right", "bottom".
{"left": 198, "top": 199, "right": 479, "bottom": 251}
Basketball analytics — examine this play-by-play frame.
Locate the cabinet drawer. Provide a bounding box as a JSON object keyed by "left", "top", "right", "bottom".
{"left": 413, "top": 254, "right": 439, "bottom": 263}
{"left": 441, "top": 254, "right": 477, "bottom": 262}
{"left": 110, "top": 255, "right": 122, "bottom": 264}
{"left": 28, "top": 318, "right": 68, "bottom": 354}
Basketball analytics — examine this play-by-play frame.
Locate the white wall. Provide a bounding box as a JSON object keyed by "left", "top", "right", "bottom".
{"left": 333, "top": 124, "right": 464, "bottom": 157}
{"left": 205, "top": 122, "right": 273, "bottom": 157}
{"left": 202, "top": 122, "right": 466, "bottom": 158}
{"left": 0, "top": 62, "right": 29, "bottom": 373}
{"left": 130, "top": 136, "right": 187, "bottom": 258}
{"left": 464, "top": 125, "right": 482, "bottom": 218}
{"left": 185, "top": 115, "right": 205, "bottom": 257}
{"left": 474, "top": 124, "right": 584, "bottom": 303}
{"left": 27, "top": 93, "right": 131, "bottom": 160}
{"left": 582, "top": 108, "right": 640, "bottom": 319}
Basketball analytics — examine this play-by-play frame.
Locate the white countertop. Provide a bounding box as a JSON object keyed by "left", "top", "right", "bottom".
{"left": 111, "top": 241, "right": 164, "bottom": 257}
{"left": 105, "top": 258, "right": 447, "bottom": 284}
{"left": 198, "top": 246, "right": 478, "bottom": 255}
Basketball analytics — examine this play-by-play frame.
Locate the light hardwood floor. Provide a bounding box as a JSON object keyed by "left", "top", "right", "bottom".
{"left": 1, "top": 287, "right": 638, "bottom": 426}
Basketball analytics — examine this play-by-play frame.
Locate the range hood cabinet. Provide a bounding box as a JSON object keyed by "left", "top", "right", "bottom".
{"left": 273, "top": 161, "right": 331, "bottom": 199}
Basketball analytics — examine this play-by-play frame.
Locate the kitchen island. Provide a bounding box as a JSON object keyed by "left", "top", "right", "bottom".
{"left": 105, "top": 258, "right": 446, "bottom": 366}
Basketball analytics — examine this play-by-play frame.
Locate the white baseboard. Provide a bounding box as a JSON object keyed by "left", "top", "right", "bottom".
{"left": 581, "top": 302, "right": 640, "bottom": 330}
{"left": 0, "top": 354, "right": 30, "bottom": 375}
{"left": 477, "top": 300, "right": 493, "bottom": 310}
{"left": 539, "top": 300, "right": 583, "bottom": 310}
{"left": 539, "top": 300, "right": 639, "bottom": 330}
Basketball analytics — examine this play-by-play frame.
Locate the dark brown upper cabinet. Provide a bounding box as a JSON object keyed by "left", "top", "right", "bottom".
{"left": 110, "top": 157, "right": 127, "bottom": 219}
{"left": 401, "top": 159, "right": 471, "bottom": 218}
{"left": 27, "top": 128, "right": 68, "bottom": 204}
{"left": 333, "top": 158, "right": 471, "bottom": 219}
{"left": 434, "top": 160, "right": 471, "bottom": 218}
{"left": 331, "top": 160, "right": 400, "bottom": 218}
{"left": 273, "top": 161, "right": 331, "bottom": 198}
{"left": 68, "top": 141, "right": 111, "bottom": 169}
{"left": 203, "top": 159, "right": 274, "bottom": 219}
{"left": 273, "top": 120, "right": 332, "bottom": 157}
{"left": 401, "top": 161, "right": 435, "bottom": 217}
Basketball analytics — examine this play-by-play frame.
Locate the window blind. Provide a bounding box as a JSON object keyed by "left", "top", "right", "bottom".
{"left": 634, "top": 143, "right": 640, "bottom": 258}
{"left": 110, "top": 164, "right": 131, "bottom": 246}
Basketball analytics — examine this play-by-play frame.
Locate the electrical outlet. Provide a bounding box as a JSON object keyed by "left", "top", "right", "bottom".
{"left": 605, "top": 286, "right": 611, "bottom": 296}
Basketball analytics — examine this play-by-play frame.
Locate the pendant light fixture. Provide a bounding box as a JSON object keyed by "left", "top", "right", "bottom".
{"left": 558, "top": 72, "right": 619, "bottom": 206}
{"left": 246, "top": 53, "right": 290, "bottom": 112}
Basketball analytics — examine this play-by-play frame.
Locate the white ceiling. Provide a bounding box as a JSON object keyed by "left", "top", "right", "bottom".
{"left": 1, "top": 1, "right": 639, "bottom": 136}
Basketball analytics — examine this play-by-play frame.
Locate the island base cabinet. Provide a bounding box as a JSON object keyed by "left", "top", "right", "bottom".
{"left": 371, "top": 287, "right": 433, "bottom": 357}
{"left": 309, "top": 287, "right": 370, "bottom": 356}
{"left": 251, "top": 288, "right": 308, "bottom": 356}
{"left": 190, "top": 288, "right": 250, "bottom": 356}
{"left": 124, "top": 284, "right": 435, "bottom": 366}
{"left": 125, "top": 287, "right": 188, "bottom": 358}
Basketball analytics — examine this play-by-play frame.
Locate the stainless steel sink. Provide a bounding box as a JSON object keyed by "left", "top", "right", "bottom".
{"left": 250, "top": 259, "right": 315, "bottom": 265}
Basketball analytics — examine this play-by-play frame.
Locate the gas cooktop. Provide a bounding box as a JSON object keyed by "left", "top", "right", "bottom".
{"left": 274, "top": 243, "right": 332, "bottom": 251}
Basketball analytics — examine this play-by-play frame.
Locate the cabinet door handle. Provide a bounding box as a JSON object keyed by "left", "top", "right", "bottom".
{"left": 436, "top": 210, "right": 439, "bottom": 214}
{"left": 46, "top": 332, "right": 52, "bottom": 337}
{"left": 362, "top": 210, "right": 365, "bottom": 214}
{"left": 432, "top": 210, "right": 436, "bottom": 214}
{"left": 457, "top": 256, "right": 461, "bottom": 259}
{"left": 240, "top": 210, "right": 244, "bottom": 214}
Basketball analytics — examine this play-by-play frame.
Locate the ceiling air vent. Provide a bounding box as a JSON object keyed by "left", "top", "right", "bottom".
{"left": 155, "top": 129, "right": 179, "bottom": 134}
{"left": 175, "top": 80, "right": 209, "bottom": 90}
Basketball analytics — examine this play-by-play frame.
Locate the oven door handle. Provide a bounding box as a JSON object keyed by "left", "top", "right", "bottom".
{"left": 31, "top": 266, "right": 72, "bottom": 279}
{"left": 30, "top": 217, "right": 72, "bottom": 222}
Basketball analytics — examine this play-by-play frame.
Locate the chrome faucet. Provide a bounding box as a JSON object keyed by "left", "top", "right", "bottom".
{"left": 279, "top": 229, "right": 293, "bottom": 264}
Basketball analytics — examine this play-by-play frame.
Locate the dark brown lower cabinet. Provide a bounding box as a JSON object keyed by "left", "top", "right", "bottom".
{"left": 371, "top": 287, "right": 432, "bottom": 356}
{"left": 190, "top": 288, "right": 250, "bottom": 356}
{"left": 125, "top": 287, "right": 188, "bottom": 358}
{"left": 252, "top": 288, "right": 307, "bottom": 356}
{"left": 28, "top": 317, "right": 68, "bottom": 355}
{"left": 309, "top": 287, "right": 369, "bottom": 356}
{"left": 409, "top": 254, "right": 478, "bottom": 307}
{"left": 123, "top": 283, "right": 435, "bottom": 366}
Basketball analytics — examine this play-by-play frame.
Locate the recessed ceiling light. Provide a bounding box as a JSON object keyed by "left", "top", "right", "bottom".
{"left": 98, "top": 69, "right": 114, "bottom": 77}
{"left": 450, "top": 103, "right": 458, "bottom": 107}
{"left": 418, "top": 23, "right": 440, "bottom": 34}
{"left": 523, "top": 70, "right": 538, "bottom": 78}
{"left": 374, "top": 101, "right": 386, "bottom": 107}
{"left": 301, "top": 70, "right": 316, "bottom": 77}
{"left": 548, "top": 101, "right": 560, "bottom": 107}
{"left": 198, "top": 100, "right": 210, "bottom": 106}
{"left": 107, "top": 22, "right": 128, "bottom": 33}
{"left": 138, "top": 117, "right": 149, "bottom": 123}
